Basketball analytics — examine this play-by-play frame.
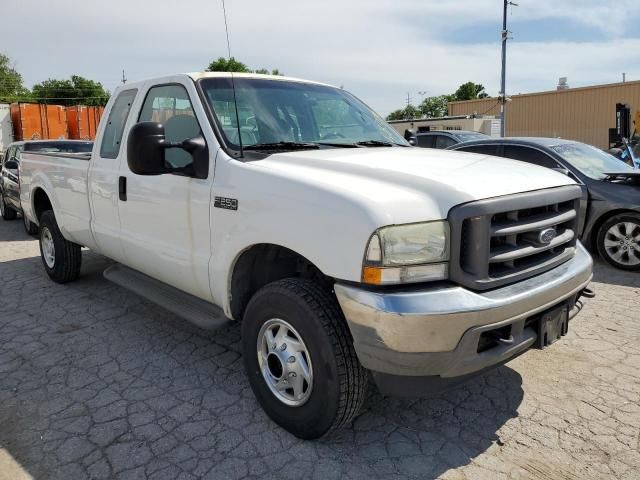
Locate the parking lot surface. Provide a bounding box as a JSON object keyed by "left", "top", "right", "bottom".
{"left": 0, "top": 219, "right": 639, "bottom": 480}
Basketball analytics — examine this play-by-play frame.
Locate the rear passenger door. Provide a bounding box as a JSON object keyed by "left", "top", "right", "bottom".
{"left": 89, "top": 89, "right": 139, "bottom": 263}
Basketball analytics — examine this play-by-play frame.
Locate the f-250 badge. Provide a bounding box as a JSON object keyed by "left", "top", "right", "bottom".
{"left": 214, "top": 196, "right": 238, "bottom": 211}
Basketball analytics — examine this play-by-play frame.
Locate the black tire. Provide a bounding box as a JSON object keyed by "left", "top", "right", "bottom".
{"left": 596, "top": 212, "right": 640, "bottom": 271}
{"left": 242, "top": 278, "right": 367, "bottom": 439}
{"left": 23, "top": 215, "right": 38, "bottom": 235}
{"left": 38, "top": 210, "right": 82, "bottom": 283}
{"left": 1, "top": 193, "right": 17, "bottom": 220}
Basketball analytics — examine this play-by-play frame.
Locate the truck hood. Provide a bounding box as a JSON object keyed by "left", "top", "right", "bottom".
{"left": 254, "top": 147, "right": 576, "bottom": 224}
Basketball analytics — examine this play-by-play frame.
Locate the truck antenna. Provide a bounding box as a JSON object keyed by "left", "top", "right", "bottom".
{"left": 221, "top": 0, "right": 243, "bottom": 158}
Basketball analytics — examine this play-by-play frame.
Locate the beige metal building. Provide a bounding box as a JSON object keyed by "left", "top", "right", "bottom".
{"left": 448, "top": 80, "right": 640, "bottom": 149}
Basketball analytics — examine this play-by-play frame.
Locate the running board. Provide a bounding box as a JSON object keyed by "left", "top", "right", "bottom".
{"left": 103, "top": 264, "right": 231, "bottom": 331}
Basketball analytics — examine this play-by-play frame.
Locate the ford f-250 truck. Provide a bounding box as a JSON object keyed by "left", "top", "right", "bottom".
{"left": 18, "top": 73, "right": 593, "bottom": 439}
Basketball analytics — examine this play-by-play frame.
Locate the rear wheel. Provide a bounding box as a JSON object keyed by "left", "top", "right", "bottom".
{"left": 596, "top": 213, "right": 640, "bottom": 271}
{"left": 241, "top": 278, "right": 367, "bottom": 439}
{"left": 0, "top": 193, "right": 17, "bottom": 220}
{"left": 39, "top": 210, "right": 82, "bottom": 283}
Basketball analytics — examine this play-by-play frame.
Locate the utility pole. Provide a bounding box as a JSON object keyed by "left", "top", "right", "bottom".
{"left": 500, "top": 1, "right": 517, "bottom": 137}
{"left": 622, "top": 72, "right": 626, "bottom": 83}
{"left": 406, "top": 92, "right": 411, "bottom": 107}
{"left": 121, "top": 69, "right": 127, "bottom": 85}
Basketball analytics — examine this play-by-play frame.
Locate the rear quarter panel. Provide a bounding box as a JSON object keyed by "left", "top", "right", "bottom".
{"left": 21, "top": 152, "right": 97, "bottom": 249}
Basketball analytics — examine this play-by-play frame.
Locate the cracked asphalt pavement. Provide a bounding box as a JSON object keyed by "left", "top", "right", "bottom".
{"left": 0, "top": 219, "right": 639, "bottom": 480}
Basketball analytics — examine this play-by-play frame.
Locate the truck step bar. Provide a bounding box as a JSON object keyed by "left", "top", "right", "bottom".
{"left": 103, "top": 264, "right": 231, "bottom": 331}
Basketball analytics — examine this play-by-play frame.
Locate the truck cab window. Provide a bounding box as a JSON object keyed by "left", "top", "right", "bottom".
{"left": 100, "top": 89, "right": 137, "bottom": 159}
{"left": 139, "top": 85, "right": 201, "bottom": 169}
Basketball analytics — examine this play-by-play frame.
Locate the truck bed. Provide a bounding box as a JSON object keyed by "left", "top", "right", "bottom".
{"left": 20, "top": 151, "right": 96, "bottom": 249}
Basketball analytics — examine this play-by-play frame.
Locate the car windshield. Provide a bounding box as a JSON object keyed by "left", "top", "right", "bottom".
{"left": 199, "top": 77, "right": 407, "bottom": 152}
{"left": 456, "top": 132, "right": 487, "bottom": 142}
{"left": 24, "top": 141, "right": 93, "bottom": 153}
{"left": 551, "top": 143, "right": 635, "bottom": 180}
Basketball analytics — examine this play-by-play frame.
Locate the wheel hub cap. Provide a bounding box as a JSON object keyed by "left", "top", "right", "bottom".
{"left": 41, "top": 227, "right": 56, "bottom": 268}
{"left": 604, "top": 221, "right": 640, "bottom": 266}
{"left": 257, "top": 318, "right": 313, "bottom": 407}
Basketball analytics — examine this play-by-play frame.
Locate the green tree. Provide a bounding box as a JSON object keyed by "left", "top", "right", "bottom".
{"left": 0, "top": 53, "right": 30, "bottom": 102}
{"left": 419, "top": 94, "right": 454, "bottom": 118}
{"left": 207, "top": 57, "right": 283, "bottom": 75}
{"left": 453, "top": 82, "right": 489, "bottom": 101}
{"left": 386, "top": 105, "right": 421, "bottom": 121}
{"left": 31, "top": 75, "right": 109, "bottom": 106}
{"left": 254, "top": 68, "right": 284, "bottom": 76}
{"left": 206, "top": 57, "right": 252, "bottom": 73}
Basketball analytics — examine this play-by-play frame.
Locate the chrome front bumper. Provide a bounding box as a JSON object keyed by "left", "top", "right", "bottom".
{"left": 334, "top": 242, "right": 593, "bottom": 381}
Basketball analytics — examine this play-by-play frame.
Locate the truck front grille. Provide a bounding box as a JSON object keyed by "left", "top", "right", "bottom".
{"left": 449, "top": 186, "right": 582, "bottom": 291}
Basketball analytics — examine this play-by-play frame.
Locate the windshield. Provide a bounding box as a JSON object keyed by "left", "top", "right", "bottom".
{"left": 199, "top": 77, "right": 407, "bottom": 151}
{"left": 456, "top": 132, "right": 487, "bottom": 142}
{"left": 551, "top": 143, "right": 634, "bottom": 180}
{"left": 24, "top": 141, "right": 93, "bottom": 153}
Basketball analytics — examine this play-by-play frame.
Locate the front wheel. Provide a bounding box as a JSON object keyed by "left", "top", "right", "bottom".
{"left": 241, "top": 278, "right": 367, "bottom": 439}
{"left": 39, "top": 210, "right": 82, "bottom": 283}
{"left": 596, "top": 213, "right": 640, "bottom": 271}
{"left": 0, "top": 193, "right": 17, "bottom": 220}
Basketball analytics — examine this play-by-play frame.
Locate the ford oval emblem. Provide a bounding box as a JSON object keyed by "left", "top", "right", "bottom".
{"left": 538, "top": 228, "right": 557, "bottom": 245}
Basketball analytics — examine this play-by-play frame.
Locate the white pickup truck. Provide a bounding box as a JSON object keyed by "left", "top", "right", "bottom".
{"left": 19, "top": 73, "right": 593, "bottom": 439}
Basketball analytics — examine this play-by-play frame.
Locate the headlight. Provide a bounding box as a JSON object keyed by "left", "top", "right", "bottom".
{"left": 362, "top": 221, "right": 449, "bottom": 285}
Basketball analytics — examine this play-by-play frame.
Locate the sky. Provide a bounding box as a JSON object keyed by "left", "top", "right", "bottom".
{"left": 2, "top": 0, "right": 640, "bottom": 116}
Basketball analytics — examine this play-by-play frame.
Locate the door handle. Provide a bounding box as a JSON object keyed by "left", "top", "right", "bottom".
{"left": 118, "top": 176, "right": 127, "bottom": 201}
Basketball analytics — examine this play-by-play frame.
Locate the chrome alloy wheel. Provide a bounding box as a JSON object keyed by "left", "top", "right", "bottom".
{"left": 41, "top": 226, "right": 56, "bottom": 268}
{"left": 603, "top": 221, "right": 640, "bottom": 266}
{"left": 257, "top": 318, "right": 313, "bottom": 407}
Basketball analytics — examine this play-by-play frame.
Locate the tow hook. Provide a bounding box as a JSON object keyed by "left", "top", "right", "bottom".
{"left": 569, "top": 287, "right": 595, "bottom": 319}
{"left": 580, "top": 287, "right": 596, "bottom": 299}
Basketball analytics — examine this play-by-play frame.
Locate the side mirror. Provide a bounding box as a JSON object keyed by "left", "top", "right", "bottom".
{"left": 551, "top": 167, "right": 570, "bottom": 176}
{"left": 127, "top": 122, "right": 209, "bottom": 179}
{"left": 127, "top": 122, "right": 170, "bottom": 175}
{"left": 4, "top": 159, "right": 18, "bottom": 170}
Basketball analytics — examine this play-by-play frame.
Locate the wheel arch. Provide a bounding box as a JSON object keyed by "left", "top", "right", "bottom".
{"left": 228, "top": 243, "right": 334, "bottom": 321}
{"left": 31, "top": 187, "right": 54, "bottom": 224}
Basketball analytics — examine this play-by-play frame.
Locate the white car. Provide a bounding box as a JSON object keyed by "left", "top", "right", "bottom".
{"left": 19, "top": 72, "right": 593, "bottom": 439}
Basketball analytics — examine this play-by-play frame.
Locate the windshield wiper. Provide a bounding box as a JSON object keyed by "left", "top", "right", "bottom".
{"left": 603, "top": 171, "right": 640, "bottom": 181}
{"left": 356, "top": 140, "right": 393, "bottom": 147}
{"left": 355, "top": 140, "right": 406, "bottom": 147}
{"left": 317, "top": 140, "right": 405, "bottom": 148}
{"left": 243, "top": 142, "right": 320, "bottom": 151}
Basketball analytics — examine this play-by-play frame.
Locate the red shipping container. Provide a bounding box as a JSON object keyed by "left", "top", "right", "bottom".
{"left": 10, "top": 103, "right": 68, "bottom": 141}
{"left": 67, "top": 105, "right": 105, "bottom": 140}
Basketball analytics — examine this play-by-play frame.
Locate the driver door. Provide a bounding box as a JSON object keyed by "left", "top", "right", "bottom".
{"left": 117, "top": 79, "right": 215, "bottom": 301}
